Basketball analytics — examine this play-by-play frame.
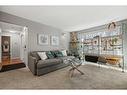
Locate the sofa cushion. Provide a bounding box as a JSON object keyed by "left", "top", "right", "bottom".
{"left": 37, "top": 58, "right": 62, "bottom": 69}
{"left": 46, "top": 51, "right": 54, "bottom": 59}
{"left": 31, "top": 52, "right": 41, "bottom": 61}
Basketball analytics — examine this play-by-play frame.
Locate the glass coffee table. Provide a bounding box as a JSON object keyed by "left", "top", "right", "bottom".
{"left": 63, "top": 57, "right": 84, "bottom": 77}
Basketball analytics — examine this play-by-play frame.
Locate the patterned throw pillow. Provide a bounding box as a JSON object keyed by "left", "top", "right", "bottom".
{"left": 50, "top": 51, "right": 57, "bottom": 57}
{"left": 51, "top": 51, "right": 63, "bottom": 57}
{"left": 46, "top": 51, "right": 54, "bottom": 59}
{"left": 56, "top": 51, "right": 63, "bottom": 57}
{"left": 37, "top": 52, "right": 47, "bottom": 60}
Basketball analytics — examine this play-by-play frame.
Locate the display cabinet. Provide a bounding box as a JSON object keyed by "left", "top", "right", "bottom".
{"left": 76, "top": 25, "right": 124, "bottom": 70}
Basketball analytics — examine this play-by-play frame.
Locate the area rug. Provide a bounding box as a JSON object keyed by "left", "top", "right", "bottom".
{"left": 0, "top": 64, "right": 127, "bottom": 89}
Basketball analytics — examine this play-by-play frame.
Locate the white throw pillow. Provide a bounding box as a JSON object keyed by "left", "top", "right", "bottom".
{"left": 37, "top": 52, "right": 47, "bottom": 60}
{"left": 61, "top": 50, "right": 67, "bottom": 56}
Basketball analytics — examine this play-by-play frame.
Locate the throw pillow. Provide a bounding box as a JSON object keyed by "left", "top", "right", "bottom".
{"left": 61, "top": 50, "right": 67, "bottom": 56}
{"left": 51, "top": 50, "right": 63, "bottom": 57}
{"left": 56, "top": 51, "right": 63, "bottom": 57}
{"left": 51, "top": 51, "right": 57, "bottom": 57}
{"left": 37, "top": 52, "right": 47, "bottom": 60}
{"left": 46, "top": 51, "right": 54, "bottom": 59}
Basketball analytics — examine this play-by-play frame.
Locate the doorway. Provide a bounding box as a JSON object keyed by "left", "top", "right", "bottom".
{"left": 0, "top": 21, "right": 28, "bottom": 71}
{"left": 1, "top": 36, "right": 11, "bottom": 65}
{"left": 1, "top": 35, "right": 23, "bottom": 66}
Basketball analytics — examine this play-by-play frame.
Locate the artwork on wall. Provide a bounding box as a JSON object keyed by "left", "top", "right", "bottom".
{"left": 38, "top": 34, "right": 49, "bottom": 45}
{"left": 51, "top": 36, "right": 59, "bottom": 46}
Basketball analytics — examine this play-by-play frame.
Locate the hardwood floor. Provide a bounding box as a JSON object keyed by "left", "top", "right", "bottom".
{"left": 0, "top": 58, "right": 25, "bottom": 72}
{"left": 1, "top": 58, "right": 23, "bottom": 66}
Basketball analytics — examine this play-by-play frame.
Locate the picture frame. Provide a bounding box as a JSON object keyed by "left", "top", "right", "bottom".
{"left": 38, "top": 34, "right": 49, "bottom": 45}
{"left": 51, "top": 36, "right": 59, "bottom": 46}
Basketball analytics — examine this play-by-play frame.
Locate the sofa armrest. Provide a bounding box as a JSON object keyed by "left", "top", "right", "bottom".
{"left": 28, "top": 56, "right": 38, "bottom": 75}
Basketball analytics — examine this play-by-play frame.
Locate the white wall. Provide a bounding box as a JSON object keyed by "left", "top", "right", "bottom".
{"left": 11, "top": 34, "right": 21, "bottom": 59}
{"left": 61, "top": 32, "right": 70, "bottom": 50}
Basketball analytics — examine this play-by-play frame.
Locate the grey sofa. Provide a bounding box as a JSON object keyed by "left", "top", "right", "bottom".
{"left": 28, "top": 51, "right": 74, "bottom": 76}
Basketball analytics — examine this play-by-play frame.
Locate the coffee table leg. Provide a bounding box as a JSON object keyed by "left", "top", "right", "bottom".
{"left": 75, "top": 68, "right": 84, "bottom": 75}
{"left": 68, "top": 59, "right": 84, "bottom": 77}
{"left": 69, "top": 66, "right": 84, "bottom": 77}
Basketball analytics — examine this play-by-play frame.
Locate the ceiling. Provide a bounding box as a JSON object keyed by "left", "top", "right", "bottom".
{"left": 1, "top": 6, "right": 127, "bottom": 32}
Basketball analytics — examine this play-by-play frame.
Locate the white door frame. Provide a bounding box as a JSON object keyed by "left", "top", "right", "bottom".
{"left": 20, "top": 27, "right": 28, "bottom": 66}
